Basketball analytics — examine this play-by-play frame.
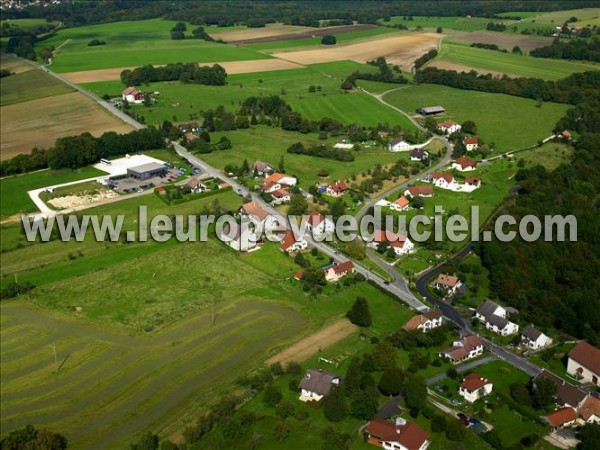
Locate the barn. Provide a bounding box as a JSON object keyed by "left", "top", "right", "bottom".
{"left": 416, "top": 106, "right": 445, "bottom": 115}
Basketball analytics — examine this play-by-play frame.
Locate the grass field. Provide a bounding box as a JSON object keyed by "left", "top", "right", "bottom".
{"left": 38, "top": 19, "right": 272, "bottom": 73}
{"left": 0, "top": 18, "right": 58, "bottom": 31}
{"left": 0, "top": 67, "right": 73, "bottom": 106}
{"left": 434, "top": 43, "right": 599, "bottom": 80}
{"left": 383, "top": 16, "right": 502, "bottom": 32}
{"left": 0, "top": 166, "right": 105, "bottom": 219}
{"left": 382, "top": 83, "right": 569, "bottom": 150}
{"left": 499, "top": 8, "right": 600, "bottom": 28}
{"left": 82, "top": 62, "right": 417, "bottom": 128}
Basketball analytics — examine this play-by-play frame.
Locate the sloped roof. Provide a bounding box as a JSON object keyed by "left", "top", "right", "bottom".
{"left": 432, "top": 172, "right": 454, "bottom": 184}
{"left": 460, "top": 373, "right": 491, "bottom": 392}
{"left": 463, "top": 137, "right": 479, "bottom": 145}
{"left": 437, "top": 120, "right": 458, "bottom": 128}
{"left": 271, "top": 188, "right": 290, "bottom": 198}
{"left": 544, "top": 407, "right": 578, "bottom": 427}
{"left": 579, "top": 395, "right": 600, "bottom": 421}
{"left": 533, "top": 369, "right": 588, "bottom": 407}
{"left": 328, "top": 180, "right": 348, "bottom": 193}
{"left": 465, "top": 177, "right": 481, "bottom": 185}
{"left": 366, "top": 419, "right": 429, "bottom": 450}
{"left": 280, "top": 230, "right": 300, "bottom": 252}
{"left": 477, "top": 300, "right": 501, "bottom": 317}
{"left": 406, "top": 185, "right": 434, "bottom": 196}
{"left": 486, "top": 314, "right": 509, "bottom": 330}
{"left": 298, "top": 369, "right": 340, "bottom": 396}
{"left": 410, "top": 148, "right": 428, "bottom": 158}
{"left": 522, "top": 325, "right": 544, "bottom": 341}
{"left": 331, "top": 261, "right": 354, "bottom": 275}
{"left": 436, "top": 273, "right": 459, "bottom": 288}
{"left": 455, "top": 156, "right": 478, "bottom": 169}
{"left": 423, "top": 310, "right": 443, "bottom": 321}
{"left": 569, "top": 341, "right": 600, "bottom": 375}
{"left": 308, "top": 210, "right": 326, "bottom": 226}
{"left": 394, "top": 196, "right": 410, "bottom": 208}
{"left": 403, "top": 315, "right": 428, "bottom": 331}
{"left": 264, "top": 172, "right": 289, "bottom": 183}
{"left": 241, "top": 201, "right": 269, "bottom": 221}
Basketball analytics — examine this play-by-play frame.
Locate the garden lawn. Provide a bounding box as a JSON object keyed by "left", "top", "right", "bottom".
{"left": 383, "top": 83, "right": 569, "bottom": 151}
{"left": 38, "top": 19, "right": 272, "bottom": 72}
{"left": 435, "top": 43, "right": 599, "bottom": 80}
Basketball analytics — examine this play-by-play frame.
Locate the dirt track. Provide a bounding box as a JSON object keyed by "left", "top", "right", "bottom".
{"left": 61, "top": 59, "right": 306, "bottom": 83}
{"left": 266, "top": 318, "right": 358, "bottom": 366}
{"left": 227, "top": 24, "right": 380, "bottom": 44}
{"left": 273, "top": 32, "right": 442, "bottom": 70}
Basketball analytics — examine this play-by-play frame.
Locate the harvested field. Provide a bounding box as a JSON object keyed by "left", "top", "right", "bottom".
{"left": 208, "top": 23, "right": 315, "bottom": 41}
{"left": 0, "top": 53, "right": 32, "bottom": 74}
{"left": 266, "top": 318, "right": 358, "bottom": 366}
{"left": 227, "top": 24, "right": 379, "bottom": 44}
{"left": 62, "top": 59, "right": 306, "bottom": 83}
{"left": 273, "top": 33, "right": 441, "bottom": 70}
{"left": 444, "top": 30, "right": 554, "bottom": 52}
{"left": 1, "top": 91, "right": 132, "bottom": 159}
{"left": 427, "top": 60, "right": 510, "bottom": 78}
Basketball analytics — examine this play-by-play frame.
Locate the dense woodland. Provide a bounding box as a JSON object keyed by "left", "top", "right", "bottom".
{"left": 120, "top": 63, "right": 227, "bottom": 86}
{"left": 530, "top": 37, "right": 600, "bottom": 62}
{"left": 2, "top": 1, "right": 598, "bottom": 28}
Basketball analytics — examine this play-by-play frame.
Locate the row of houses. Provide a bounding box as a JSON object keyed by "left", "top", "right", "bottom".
{"left": 431, "top": 172, "right": 481, "bottom": 192}
{"left": 475, "top": 300, "right": 520, "bottom": 336}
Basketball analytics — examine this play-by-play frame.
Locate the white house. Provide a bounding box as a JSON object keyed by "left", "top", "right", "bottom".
{"left": 475, "top": 300, "right": 506, "bottom": 320}
{"left": 463, "top": 137, "right": 479, "bottom": 151}
{"left": 476, "top": 300, "right": 518, "bottom": 335}
{"left": 437, "top": 120, "right": 461, "bottom": 135}
{"left": 403, "top": 310, "right": 443, "bottom": 333}
{"left": 390, "top": 196, "right": 410, "bottom": 212}
{"left": 122, "top": 86, "right": 145, "bottom": 104}
{"left": 280, "top": 230, "right": 308, "bottom": 253}
{"left": 365, "top": 419, "right": 430, "bottom": 450}
{"left": 270, "top": 188, "right": 291, "bottom": 205}
{"left": 298, "top": 369, "right": 340, "bottom": 402}
{"left": 579, "top": 395, "right": 600, "bottom": 424}
{"left": 326, "top": 180, "right": 348, "bottom": 197}
{"left": 262, "top": 172, "right": 297, "bottom": 192}
{"left": 543, "top": 407, "right": 579, "bottom": 430}
{"left": 459, "top": 373, "right": 493, "bottom": 403}
{"left": 307, "top": 210, "right": 335, "bottom": 238}
{"left": 388, "top": 138, "right": 411, "bottom": 152}
{"left": 452, "top": 156, "right": 478, "bottom": 172}
{"left": 434, "top": 273, "right": 462, "bottom": 295}
{"left": 431, "top": 172, "right": 455, "bottom": 189}
{"left": 404, "top": 185, "right": 434, "bottom": 198}
{"left": 410, "top": 148, "right": 429, "bottom": 161}
{"left": 366, "top": 229, "right": 414, "bottom": 256}
{"left": 521, "top": 325, "right": 553, "bottom": 350}
{"left": 439, "top": 335, "right": 485, "bottom": 364}
{"left": 567, "top": 341, "right": 600, "bottom": 386}
{"left": 253, "top": 161, "right": 275, "bottom": 177}
{"left": 218, "top": 222, "right": 260, "bottom": 252}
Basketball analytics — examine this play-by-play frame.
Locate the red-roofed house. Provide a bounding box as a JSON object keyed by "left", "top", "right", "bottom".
{"left": 270, "top": 188, "right": 291, "bottom": 205}
{"left": 434, "top": 273, "right": 462, "bottom": 295}
{"left": 463, "top": 137, "right": 479, "bottom": 151}
{"left": 306, "top": 210, "right": 335, "bottom": 238}
{"left": 404, "top": 185, "right": 434, "bottom": 198}
{"left": 579, "top": 395, "right": 600, "bottom": 424}
{"left": 465, "top": 177, "right": 481, "bottom": 188}
{"left": 262, "top": 172, "right": 297, "bottom": 192}
{"left": 543, "top": 407, "right": 578, "bottom": 429}
{"left": 365, "top": 418, "right": 430, "bottom": 450}
{"left": 439, "top": 335, "right": 485, "bottom": 364}
{"left": 366, "top": 229, "right": 415, "bottom": 256}
{"left": 403, "top": 310, "right": 443, "bottom": 333}
{"left": 324, "top": 261, "right": 355, "bottom": 282}
{"left": 280, "top": 230, "right": 308, "bottom": 253}
{"left": 437, "top": 120, "right": 461, "bottom": 135}
{"left": 567, "top": 341, "right": 600, "bottom": 385}
{"left": 391, "top": 196, "right": 410, "bottom": 212}
{"left": 432, "top": 172, "right": 455, "bottom": 189}
{"left": 122, "top": 86, "right": 145, "bottom": 104}
{"left": 459, "top": 373, "right": 493, "bottom": 403}
{"left": 326, "top": 180, "right": 348, "bottom": 197}
{"left": 452, "top": 157, "right": 478, "bottom": 172}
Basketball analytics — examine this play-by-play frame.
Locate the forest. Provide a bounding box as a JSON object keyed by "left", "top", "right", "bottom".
{"left": 530, "top": 37, "right": 600, "bottom": 63}
{"left": 120, "top": 63, "right": 227, "bottom": 87}
{"left": 476, "top": 84, "right": 600, "bottom": 345}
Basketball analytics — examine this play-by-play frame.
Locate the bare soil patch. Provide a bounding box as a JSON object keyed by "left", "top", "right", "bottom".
{"left": 0, "top": 53, "right": 33, "bottom": 74}
{"left": 228, "top": 24, "right": 380, "bottom": 45}
{"left": 1, "top": 91, "right": 132, "bottom": 159}
{"left": 208, "top": 24, "right": 314, "bottom": 42}
{"left": 266, "top": 318, "right": 358, "bottom": 366}
{"left": 62, "top": 59, "right": 306, "bottom": 83}
{"left": 427, "top": 60, "right": 511, "bottom": 78}
{"left": 273, "top": 33, "right": 442, "bottom": 70}
{"left": 47, "top": 189, "right": 118, "bottom": 210}
{"left": 445, "top": 30, "right": 553, "bottom": 52}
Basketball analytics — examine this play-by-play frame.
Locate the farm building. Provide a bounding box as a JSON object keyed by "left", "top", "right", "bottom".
{"left": 122, "top": 86, "right": 145, "bottom": 104}
{"left": 416, "top": 105, "right": 445, "bottom": 115}
{"left": 127, "top": 162, "right": 167, "bottom": 180}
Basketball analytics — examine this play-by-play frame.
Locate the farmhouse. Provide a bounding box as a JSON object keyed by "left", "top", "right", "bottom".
{"left": 459, "top": 373, "right": 493, "bottom": 403}
{"left": 217, "top": 222, "right": 259, "bottom": 252}
{"left": 532, "top": 370, "right": 588, "bottom": 409}
{"left": 122, "top": 86, "right": 145, "bottom": 104}
{"left": 325, "top": 261, "right": 355, "bottom": 282}
{"left": 521, "top": 325, "right": 552, "bottom": 350}
{"left": 307, "top": 210, "right": 335, "bottom": 238}
{"left": 403, "top": 310, "right": 443, "bottom": 333}
{"left": 364, "top": 418, "right": 430, "bottom": 450}
{"left": 404, "top": 185, "right": 434, "bottom": 198}
{"left": 127, "top": 162, "right": 167, "bottom": 180}
{"left": 439, "top": 335, "right": 485, "bottom": 364}
{"left": 417, "top": 105, "right": 445, "bottom": 116}
{"left": 567, "top": 341, "right": 600, "bottom": 385}
{"left": 463, "top": 137, "right": 479, "bottom": 151}
{"left": 280, "top": 230, "right": 308, "bottom": 253}
{"left": 452, "top": 156, "right": 478, "bottom": 172}
{"left": 253, "top": 161, "right": 275, "bottom": 177}
{"left": 326, "top": 180, "right": 348, "bottom": 197}
{"left": 298, "top": 369, "right": 340, "bottom": 402}
{"left": 431, "top": 172, "right": 455, "bottom": 189}
{"left": 434, "top": 273, "right": 462, "bottom": 295}
{"left": 543, "top": 407, "right": 578, "bottom": 430}
{"left": 390, "top": 196, "right": 410, "bottom": 212}
{"left": 410, "top": 148, "right": 429, "bottom": 161}
{"left": 367, "top": 229, "right": 415, "bottom": 256}
{"left": 388, "top": 138, "right": 411, "bottom": 152}
{"left": 270, "top": 188, "right": 291, "bottom": 205}
{"left": 437, "top": 120, "right": 461, "bottom": 135}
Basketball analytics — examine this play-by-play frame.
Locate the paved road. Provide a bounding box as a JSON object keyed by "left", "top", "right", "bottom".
{"left": 426, "top": 355, "right": 497, "bottom": 385}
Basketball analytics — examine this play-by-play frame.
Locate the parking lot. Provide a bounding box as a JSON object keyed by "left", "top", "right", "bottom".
{"left": 108, "top": 167, "right": 184, "bottom": 194}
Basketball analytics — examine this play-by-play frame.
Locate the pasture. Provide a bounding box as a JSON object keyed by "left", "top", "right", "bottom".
{"left": 81, "top": 62, "right": 417, "bottom": 128}
{"left": 383, "top": 83, "right": 569, "bottom": 151}
{"left": 38, "top": 19, "right": 272, "bottom": 73}
{"left": 501, "top": 8, "right": 600, "bottom": 28}
{"left": 443, "top": 30, "right": 554, "bottom": 52}
{"left": 383, "top": 15, "right": 502, "bottom": 32}
{"left": 1, "top": 91, "right": 133, "bottom": 159}
{"left": 433, "top": 43, "right": 599, "bottom": 80}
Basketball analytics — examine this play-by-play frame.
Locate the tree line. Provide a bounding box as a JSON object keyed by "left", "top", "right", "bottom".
{"left": 414, "top": 67, "right": 600, "bottom": 105}
{"left": 343, "top": 56, "right": 408, "bottom": 89}
{"left": 530, "top": 37, "right": 600, "bottom": 62}
{"left": 120, "top": 63, "right": 227, "bottom": 87}
{"left": 0, "top": 127, "right": 166, "bottom": 176}
{"left": 287, "top": 142, "right": 355, "bottom": 162}
{"left": 413, "top": 49, "right": 438, "bottom": 69}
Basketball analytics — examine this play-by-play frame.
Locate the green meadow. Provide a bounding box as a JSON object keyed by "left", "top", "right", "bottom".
{"left": 435, "top": 43, "right": 599, "bottom": 80}
{"left": 38, "top": 19, "right": 272, "bottom": 72}
{"left": 82, "top": 62, "right": 417, "bottom": 128}
{"left": 382, "top": 83, "right": 569, "bottom": 150}
{"left": 499, "top": 8, "right": 600, "bottom": 27}
{"left": 383, "top": 15, "right": 503, "bottom": 32}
